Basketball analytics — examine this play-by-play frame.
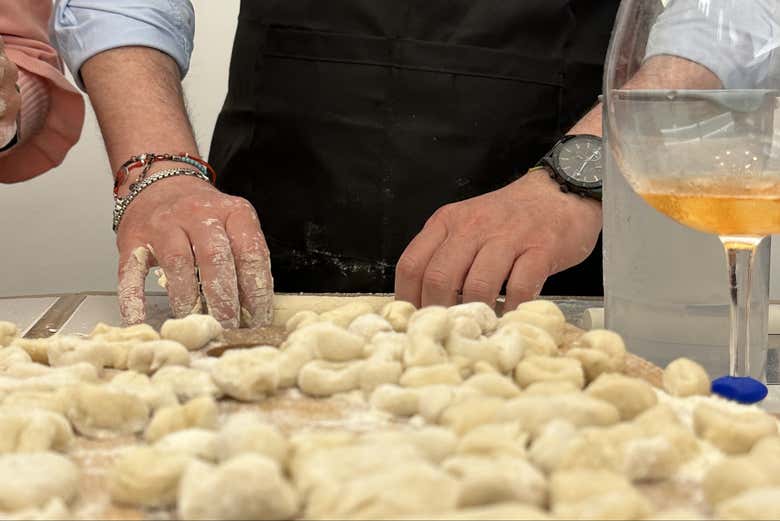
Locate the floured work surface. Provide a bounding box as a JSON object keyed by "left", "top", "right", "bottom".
{"left": 0, "top": 298, "right": 778, "bottom": 521}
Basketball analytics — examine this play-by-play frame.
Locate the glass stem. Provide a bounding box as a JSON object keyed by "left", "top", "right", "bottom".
{"left": 720, "top": 235, "right": 764, "bottom": 378}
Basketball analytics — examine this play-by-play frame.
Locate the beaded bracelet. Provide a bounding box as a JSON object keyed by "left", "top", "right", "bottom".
{"left": 114, "top": 152, "right": 217, "bottom": 197}
{"left": 112, "top": 168, "right": 210, "bottom": 232}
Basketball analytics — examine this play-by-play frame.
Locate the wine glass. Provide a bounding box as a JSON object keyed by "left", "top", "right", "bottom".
{"left": 604, "top": 0, "right": 780, "bottom": 402}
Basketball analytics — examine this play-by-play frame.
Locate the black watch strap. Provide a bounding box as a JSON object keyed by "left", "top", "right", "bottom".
{"left": 536, "top": 135, "right": 603, "bottom": 201}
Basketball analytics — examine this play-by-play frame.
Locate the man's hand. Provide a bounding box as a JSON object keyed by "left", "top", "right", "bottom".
{"left": 80, "top": 47, "right": 274, "bottom": 328}
{"left": 117, "top": 172, "right": 273, "bottom": 328}
{"left": 0, "top": 38, "right": 20, "bottom": 146}
{"left": 395, "top": 169, "right": 601, "bottom": 310}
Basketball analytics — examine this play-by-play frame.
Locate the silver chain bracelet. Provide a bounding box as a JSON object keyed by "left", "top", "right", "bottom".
{"left": 112, "top": 167, "right": 210, "bottom": 232}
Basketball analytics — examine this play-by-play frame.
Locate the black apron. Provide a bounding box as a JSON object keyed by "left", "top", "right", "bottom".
{"left": 210, "top": 0, "right": 619, "bottom": 295}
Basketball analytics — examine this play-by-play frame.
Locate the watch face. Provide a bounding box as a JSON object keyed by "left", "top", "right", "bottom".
{"left": 554, "top": 135, "right": 604, "bottom": 189}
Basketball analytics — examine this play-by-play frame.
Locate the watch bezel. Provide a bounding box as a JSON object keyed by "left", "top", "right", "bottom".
{"left": 551, "top": 134, "right": 604, "bottom": 190}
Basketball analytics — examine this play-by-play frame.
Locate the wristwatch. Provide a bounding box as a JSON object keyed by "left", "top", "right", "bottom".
{"left": 536, "top": 134, "right": 603, "bottom": 201}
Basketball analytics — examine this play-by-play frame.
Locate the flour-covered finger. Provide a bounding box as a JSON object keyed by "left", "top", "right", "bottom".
{"left": 225, "top": 202, "right": 274, "bottom": 327}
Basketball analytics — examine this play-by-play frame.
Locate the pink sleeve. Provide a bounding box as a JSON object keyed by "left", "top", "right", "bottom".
{"left": 0, "top": 1, "right": 85, "bottom": 183}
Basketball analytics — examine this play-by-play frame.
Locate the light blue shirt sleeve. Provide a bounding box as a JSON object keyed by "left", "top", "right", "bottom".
{"left": 645, "top": 0, "right": 779, "bottom": 89}
{"left": 51, "top": 0, "right": 195, "bottom": 91}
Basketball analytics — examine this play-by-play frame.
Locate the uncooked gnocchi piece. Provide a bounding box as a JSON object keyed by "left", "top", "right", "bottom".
{"left": 277, "top": 337, "right": 316, "bottom": 388}
{"left": 585, "top": 373, "right": 657, "bottom": 420}
{"left": 400, "top": 364, "right": 463, "bottom": 387}
{"left": 662, "top": 358, "right": 710, "bottom": 397}
{"left": 370, "top": 384, "right": 420, "bottom": 417}
{"left": 360, "top": 427, "right": 458, "bottom": 464}
{"left": 177, "top": 454, "right": 300, "bottom": 521}
{"left": 0, "top": 321, "right": 19, "bottom": 347}
{"left": 1, "top": 498, "right": 70, "bottom": 520}
{"left": 305, "top": 461, "right": 458, "bottom": 520}
{"left": 391, "top": 502, "right": 550, "bottom": 521}
{"left": 0, "top": 366, "right": 98, "bottom": 394}
{"left": 524, "top": 380, "right": 580, "bottom": 396}
{"left": 215, "top": 413, "right": 289, "bottom": 465}
{"left": 493, "top": 322, "right": 558, "bottom": 360}
{"left": 108, "top": 446, "right": 192, "bottom": 508}
{"left": 298, "top": 360, "right": 364, "bottom": 397}
{"left": 570, "top": 329, "right": 626, "bottom": 377}
{"left": 63, "top": 383, "right": 150, "bottom": 438}
{"left": 127, "top": 340, "right": 190, "bottom": 374}
{"left": 485, "top": 326, "right": 525, "bottom": 373}
{"left": 450, "top": 316, "right": 482, "bottom": 339}
{"left": 291, "top": 440, "right": 423, "bottom": 499}
{"left": 702, "top": 456, "right": 773, "bottom": 506}
{"left": 8, "top": 337, "right": 50, "bottom": 364}
{"left": 456, "top": 421, "right": 528, "bottom": 458}
{"left": 380, "top": 301, "right": 417, "bottom": 332}
{"left": 2, "top": 360, "right": 97, "bottom": 381}
{"left": 564, "top": 348, "right": 613, "bottom": 384}
{"left": 109, "top": 371, "right": 179, "bottom": 412}
{"left": 363, "top": 331, "right": 409, "bottom": 361}
{"left": 0, "top": 452, "right": 80, "bottom": 511}
{"left": 152, "top": 366, "right": 222, "bottom": 402}
{"left": 715, "top": 487, "right": 780, "bottom": 521}
{"left": 549, "top": 469, "right": 653, "bottom": 520}
{"left": 144, "top": 396, "right": 218, "bottom": 442}
{"left": 285, "top": 310, "right": 321, "bottom": 333}
{"left": 443, "top": 455, "right": 546, "bottom": 508}
{"left": 90, "top": 322, "right": 160, "bottom": 342}
{"left": 529, "top": 420, "right": 580, "bottom": 474}
{"left": 212, "top": 347, "right": 280, "bottom": 401}
{"left": 320, "top": 302, "right": 375, "bottom": 328}
{"left": 407, "top": 306, "right": 451, "bottom": 340}
{"left": 347, "top": 314, "right": 393, "bottom": 341}
{"left": 404, "top": 335, "right": 449, "bottom": 368}
{"left": 558, "top": 420, "right": 695, "bottom": 481}
{"left": 514, "top": 356, "right": 584, "bottom": 390}
{"left": 160, "top": 314, "right": 223, "bottom": 350}
{"left": 289, "top": 430, "right": 359, "bottom": 472}
{"left": 2, "top": 389, "right": 70, "bottom": 415}
{"left": 0, "top": 408, "right": 73, "bottom": 453}
{"left": 439, "top": 396, "right": 505, "bottom": 435}
{"left": 302, "top": 322, "right": 366, "bottom": 362}
{"left": 47, "top": 337, "right": 123, "bottom": 371}
{"left": 154, "top": 428, "right": 218, "bottom": 462}
{"left": 359, "top": 358, "right": 403, "bottom": 393}
{"left": 447, "top": 302, "right": 498, "bottom": 334}
{"left": 445, "top": 334, "right": 502, "bottom": 371}
{"left": 645, "top": 510, "right": 707, "bottom": 521}
{"left": 417, "top": 385, "right": 458, "bottom": 423}
{"left": 497, "top": 394, "right": 620, "bottom": 437}
{"left": 500, "top": 300, "right": 565, "bottom": 345}
{"left": 0, "top": 346, "right": 31, "bottom": 370}
{"left": 693, "top": 403, "right": 777, "bottom": 454}
{"left": 462, "top": 373, "right": 521, "bottom": 399}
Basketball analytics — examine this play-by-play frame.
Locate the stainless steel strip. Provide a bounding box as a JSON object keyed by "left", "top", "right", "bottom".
{"left": 23, "top": 294, "right": 87, "bottom": 339}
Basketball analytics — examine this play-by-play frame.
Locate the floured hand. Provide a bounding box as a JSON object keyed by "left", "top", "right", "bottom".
{"left": 116, "top": 172, "right": 273, "bottom": 328}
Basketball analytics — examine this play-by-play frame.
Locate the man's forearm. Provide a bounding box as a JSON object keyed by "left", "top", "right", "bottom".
{"left": 81, "top": 46, "right": 198, "bottom": 172}
{"left": 567, "top": 55, "right": 722, "bottom": 139}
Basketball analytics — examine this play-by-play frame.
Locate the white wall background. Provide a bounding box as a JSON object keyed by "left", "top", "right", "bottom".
{"left": 1, "top": 0, "right": 779, "bottom": 298}
{"left": 0, "top": 0, "right": 240, "bottom": 296}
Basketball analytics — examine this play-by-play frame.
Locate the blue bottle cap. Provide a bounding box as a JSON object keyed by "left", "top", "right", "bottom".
{"left": 711, "top": 376, "right": 768, "bottom": 404}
